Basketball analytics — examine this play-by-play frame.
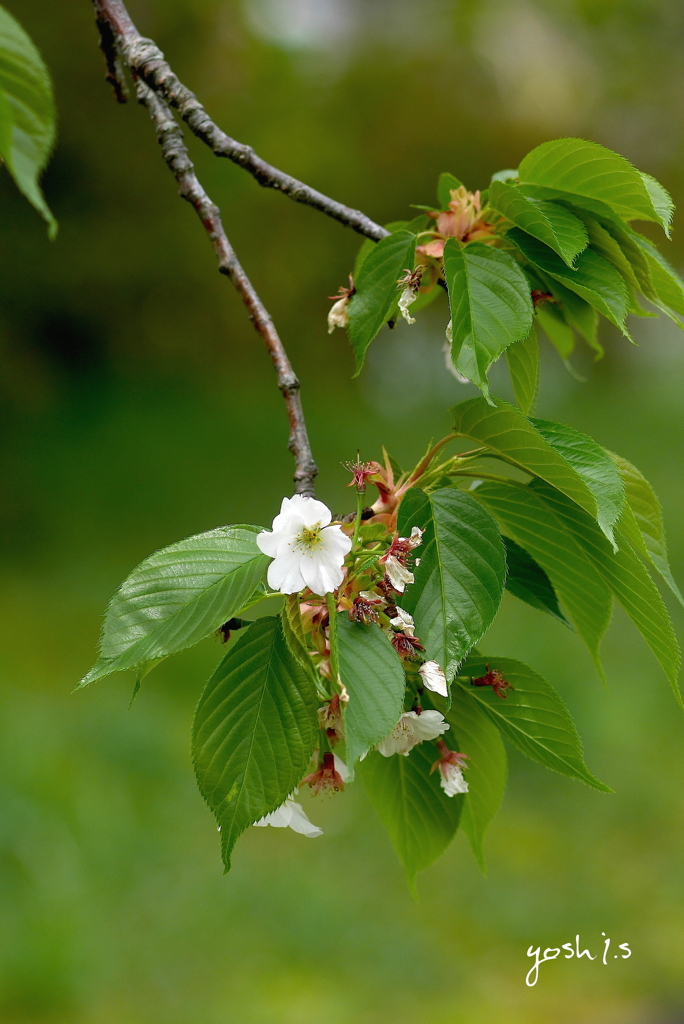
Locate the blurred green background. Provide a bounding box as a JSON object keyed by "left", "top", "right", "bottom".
{"left": 1, "top": 1, "right": 684, "bottom": 1021}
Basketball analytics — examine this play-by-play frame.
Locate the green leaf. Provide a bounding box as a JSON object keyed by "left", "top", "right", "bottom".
{"left": 505, "top": 325, "right": 539, "bottom": 415}
{"left": 518, "top": 138, "right": 665, "bottom": 230}
{"left": 534, "top": 272, "right": 602, "bottom": 356}
{"left": 509, "top": 228, "right": 631, "bottom": 338}
{"left": 437, "top": 171, "right": 463, "bottom": 208}
{"left": 192, "top": 616, "right": 318, "bottom": 871}
{"left": 473, "top": 481, "right": 612, "bottom": 677}
{"left": 490, "top": 181, "right": 588, "bottom": 266}
{"left": 531, "top": 479, "right": 682, "bottom": 703}
{"left": 609, "top": 452, "right": 684, "bottom": 607}
{"left": 595, "top": 218, "right": 659, "bottom": 305}
{"left": 445, "top": 686, "right": 507, "bottom": 870}
{"left": 491, "top": 168, "right": 518, "bottom": 184}
{"left": 536, "top": 304, "right": 577, "bottom": 360}
{"left": 443, "top": 239, "right": 534, "bottom": 401}
{"left": 631, "top": 232, "right": 684, "bottom": 325}
{"left": 282, "top": 593, "right": 320, "bottom": 686}
{"left": 396, "top": 487, "right": 506, "bottom": 679}
{"left": 0, "top": 5, "right": 56, "bottom": 236}
{"left": 336, "top": 614, "right": 406, "bottom": 767}
{"left": 456, "top": 655, "right": 611, "bottom": 791}
{"left": 348, "top": 230, "right": 416, "bottom": 373}
{"left": 352, "top": 219, "right": 424, "bottom": 282}
{"left": 450, "top": 396, "right": 603, "bottom": 523}
{"left": 79, "top": 526, "right": 269, "bottom": 687}
{"left": 503, "top": 536, "right": 570, "bottom": 626}
{"left": 529, "top": 417, "right": 625, "bottom": 549}
{"left": 570, "top": 212, "right": 650, "bottom": 314}
{"left": 359, "top": 741, "right": 463, "bottom": 884}
{"left": 640, "top": 171, "right": 674, "bottom": 239}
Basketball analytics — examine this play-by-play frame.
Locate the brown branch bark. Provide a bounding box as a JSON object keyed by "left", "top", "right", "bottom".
{"left": 130, "top": 77, "right": 318, "bottom": 495}
{"left": 92, "top": 0, "right": 388, "bottom": 242}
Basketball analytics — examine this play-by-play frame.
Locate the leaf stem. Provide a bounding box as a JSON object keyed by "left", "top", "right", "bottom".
{"left": 326, "top": 593, "right": 341, "bottom": 690}
{"left": 351, "top": 489, "right": 365, "bottom": 549}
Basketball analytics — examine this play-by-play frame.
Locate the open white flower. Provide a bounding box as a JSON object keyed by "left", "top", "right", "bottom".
{"left": 253, "top": 797, "right": 323, "bottom": 837}
{"left": 390, "top": 607, "right": 415, "bottom": 636}
{"left": 439, "top": 762, "right": 469, "bottom": 796}
{"left": 376, "top": 709, "right": 449, "bottom": 757}
{"left": 257, "top": 495, "right": 352, "bottom": 596}
{"left": 419, "top": 660, "right": 448, "bottom": 697}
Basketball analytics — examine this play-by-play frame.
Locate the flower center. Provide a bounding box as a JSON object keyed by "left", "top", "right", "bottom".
{"left": 295, "top": 523, "right": 324, "bottom": 551}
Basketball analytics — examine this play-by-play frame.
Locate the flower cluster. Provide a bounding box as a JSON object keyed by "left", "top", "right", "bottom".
{"left": 251, "top": 489, "right": 472, "bottom": 841}
{"left": 416, "top": 186, "right": 498, "bottom": 261}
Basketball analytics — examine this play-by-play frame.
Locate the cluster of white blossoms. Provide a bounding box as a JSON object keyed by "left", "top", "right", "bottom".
{"left": 257, "top": 495, "right": 352, "bottom": 597}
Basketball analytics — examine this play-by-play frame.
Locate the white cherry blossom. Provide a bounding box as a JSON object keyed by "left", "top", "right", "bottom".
{"left": 376, "top": 709, "right": 449, "bottom": 757}
{"left": 253, "top": 797, "right": 323, "bottom": 837}
{"left": 419, "top": 660, "right": 448, "bottom": 697}
{"left": 257, "top": 495, "right": 352, "bottom": 596}
{"left": 438, "top": 762, "right": 469, "bottom": 796}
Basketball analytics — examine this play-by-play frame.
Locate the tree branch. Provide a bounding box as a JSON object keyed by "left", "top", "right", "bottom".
{"left": 91, "top": 0, "right": 388, "bottom": 242}
{"left": 132, "top": 76, "right": 318, "bottom": 495}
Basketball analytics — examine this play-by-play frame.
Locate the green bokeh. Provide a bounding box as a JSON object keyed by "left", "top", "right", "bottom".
{"left": 1, "top": 1, "right": 683, "bottom": 1021}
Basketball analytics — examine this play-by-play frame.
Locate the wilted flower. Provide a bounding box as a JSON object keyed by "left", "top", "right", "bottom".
{"left": 376, "top": 709, "right": 449, "bottom": 757}
{"left": 390, "top": 632, "right": 425, "bottom": 659}
{"left": 349, "top": 593, "right": 382, "bottom": 624}
{"left": 302, "top": 751, "right": 348, "bottom": 794}
{"left": 398, "top": 287, "right": 417, "bottom": 324}
{"left": 390, "top": 607, "right": 415, "bottom": 635}
{"left": 344, "top": 457, "right": 383, "bottom": 492}
{"left": 256, "top": 495, "right": 352, "bottom": 596}
{"left": 419, "top": 660, "right": 448, "bottom": 697}
{"left": 384, "top": 555, "right": 415, "bottom": 593}
{"left": 471, "top": 664, "right": 513, "bottom": 699}
{"left": 318, "top": 694, "right": 344, "bottom": 744}
{"left": 381, "top": 528, "right": 423, "bottom": 593}
{"left": 431, "top": 739, "right": 470, "bottom": 796}
{"left": 253, "top": 797, "right": 323, "bottom": 837}
{"left": 327, "top": 275, "right": 355, "bottom": 333}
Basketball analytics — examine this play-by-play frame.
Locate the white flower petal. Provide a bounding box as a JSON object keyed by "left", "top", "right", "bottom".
{"left": 254, "top": 798, "right": 323, "bottom": 837}
{"left": 376, "top": 709, "right": 449, "bottom": 756}
{"left": 288, "top": 494, "right": 333, "bottom": 529}
{"left": 256, "top": 530, "right": 283, "bottom": 557}
{"left": 333, "top": 754, "right": 349, "bottom": 782}
{"left": 419, "top": 660, "right": 448, "bottom": 697}
{"left": 398, "top": 286, "right": 417, "bottom": 324}
{"left": 410, "top": 708, "right": 450, "bottom": 742}
{"left": 440, "top": 764, "right": 469, "bottom": 797}
{"left": 384, "top": 555, "right": 414, "bottom": 593}
{"left": 284, "top": 801, "right": 324, "bottom": 837}
{"left": 299, "top": 553, "right": 344, "bottom": 596}
{"left": 328, "top": 296, "right": 349, "bottom": 333}
{"left": 390, "top": 607, "right": 415, "bottom": 636}
{"left": 266, "top": 546, "right": 307, "bottom": 594}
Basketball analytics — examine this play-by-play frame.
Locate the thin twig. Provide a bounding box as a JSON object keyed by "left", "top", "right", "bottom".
{"left": 134, "top": 77, "right": 318, "bottom": 495}
{"left": 92, "top": 0, "right": 388, "bottom": 242}
{"left": 94, "top": 12, "right": 128, "bottom": 102}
